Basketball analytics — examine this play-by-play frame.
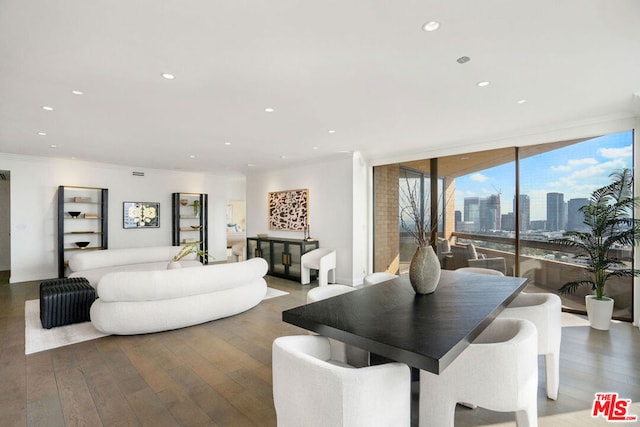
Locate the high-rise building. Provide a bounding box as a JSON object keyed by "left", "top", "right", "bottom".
{"left": 501, "top": 212, "right": 515, "bottom": 231}
{"left": 567, "top": 198, "right": 589, "bottom": 231}
{"left": 514, "top": 194, "right": 530, "bottom": 232}
{"left": 480, "top": 194, "right": 501, "bottom": 231}
{"left": 546, "top": 192, "right": 565, "bottom": 231}
{"left": 463, "top": 197, "right": 481, "bottom": 231}
{"left": 463, "top": 195, "right": 501, "bottom": 232}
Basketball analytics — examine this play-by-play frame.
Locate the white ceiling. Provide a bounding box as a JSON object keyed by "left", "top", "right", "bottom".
{"left": 1, "top": 0, "right": 639, "bottom": 175}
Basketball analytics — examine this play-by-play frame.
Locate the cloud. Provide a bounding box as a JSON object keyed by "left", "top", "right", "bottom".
{"left": 544, "top": 159, "right": 628, "bottom": 198}
{"left": 599, "top": 145, "right": 632, "bottom": 159}
{"left": 470, "top": 173, "right": 489, "bottom": 182}
{"left": 550, "top": 158, "right": 597, "bottom": 172}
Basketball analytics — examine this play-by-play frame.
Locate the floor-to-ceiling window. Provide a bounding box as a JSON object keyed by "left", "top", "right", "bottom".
{"left": 372, "top": 130, "right": 634, "bottom": 321}
{"left": 438, "top": 148, "right": 516, "bottom": 275}
{"left": 518, "top": 131, "right": 634, "bottom": 320}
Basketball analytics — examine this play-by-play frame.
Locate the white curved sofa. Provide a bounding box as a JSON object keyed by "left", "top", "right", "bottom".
{"left": 90, "top": 257, "right": 268, "bottom": 335}
{"left": 68, "top": 246, "right": 202, "bottom": 287}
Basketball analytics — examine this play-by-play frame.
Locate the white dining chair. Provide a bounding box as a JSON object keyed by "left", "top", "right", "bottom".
{"left": 419, "top": 318, "right": 538, "bottom": 427}
{"left": 363, "top": 272, "right": 398, "bottom": 286}
{"left": 455, "top": 266, "right": 561, "bottom": 400}
{"left": 306, "top": 284, "right": 368, "bottom": 367}
{"left": 499, "top": 292, "right": 562, "bottom": 400}
{"left": 301, "top": 248, "right": 336, "bottom": 287}
{"left": 272, "top": 335, "right": 411, "bottom": 427}
{"left": 455, "top": 267, "right": 504, "bottom": 276}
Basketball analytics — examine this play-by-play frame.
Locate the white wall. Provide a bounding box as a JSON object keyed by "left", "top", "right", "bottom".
{"left": 246, "top": 154, "right": 367, "bottom": 286}
{"left": 0, "top": 175, "right": 9, "bottom": 271}
{"left": 0, "top": 154, "right": 244, "bottom": 283}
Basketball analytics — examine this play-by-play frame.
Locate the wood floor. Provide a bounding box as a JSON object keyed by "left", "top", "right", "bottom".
{"left": 1, "top": 275, "right": 639, "bottom": 427}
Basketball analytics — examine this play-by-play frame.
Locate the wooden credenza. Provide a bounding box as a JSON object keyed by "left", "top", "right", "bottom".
{"left": 246, "top": 237, "right": 319, "bottom": 282}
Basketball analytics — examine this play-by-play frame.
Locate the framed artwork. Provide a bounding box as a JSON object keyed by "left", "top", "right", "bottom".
{"left": 123, "top": 201, "right": 160, "bottom": 228}
{"left": 268, "top": 189, "right": 308, "bottom": 231}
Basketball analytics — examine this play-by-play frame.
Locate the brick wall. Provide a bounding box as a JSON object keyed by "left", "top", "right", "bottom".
{"left": 373, "top": 165, "right": 400, "bottom": 273}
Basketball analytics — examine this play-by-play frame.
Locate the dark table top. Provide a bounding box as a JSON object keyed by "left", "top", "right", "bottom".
{"left": 282, "top": 270, "right": 528, "bottom": 374}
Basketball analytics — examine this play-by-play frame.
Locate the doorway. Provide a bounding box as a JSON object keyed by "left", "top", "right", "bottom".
{"left": 0, "top": 170, "right": 10, "bottom": 284}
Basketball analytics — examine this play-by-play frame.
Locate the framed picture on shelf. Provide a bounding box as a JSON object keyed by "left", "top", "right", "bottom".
{"left": 123, "top": 201, "right": 160, "bottom": 228}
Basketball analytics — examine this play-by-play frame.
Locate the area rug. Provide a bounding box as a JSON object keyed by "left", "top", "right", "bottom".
{"left": 25, "top": 287, "right": 290, "bottom": 355}
{"left": 24, "top": 299, "right": 109, "bottom": 355}
{"left": 263, "top": 287, "right": 290, "bottom": 300}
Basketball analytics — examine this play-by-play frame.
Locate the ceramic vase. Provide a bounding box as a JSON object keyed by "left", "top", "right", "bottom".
{"left": 585, "top": 295, "right": 614, "bottom": 330}
{"left": 409, "top": 245, "right": 441, "bottom": 294}
{"left": 167, "top": 260, "right": 182, "bottom": 270}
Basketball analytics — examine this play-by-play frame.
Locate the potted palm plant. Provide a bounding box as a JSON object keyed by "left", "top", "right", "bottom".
{"left": 551, "top": 169, "right": 640, "bottom": 330}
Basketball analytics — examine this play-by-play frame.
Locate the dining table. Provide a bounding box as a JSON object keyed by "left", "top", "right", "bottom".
{"left": 282, "top": 270, "right": 528, "bottom": 374}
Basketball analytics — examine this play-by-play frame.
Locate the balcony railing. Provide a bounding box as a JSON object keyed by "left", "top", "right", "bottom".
{"left": 445, "top": 232, "right": 633, "bottom": 321}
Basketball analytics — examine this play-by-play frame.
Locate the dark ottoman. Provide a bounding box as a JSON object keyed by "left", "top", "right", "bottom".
{"left": 40, "top": 277, "right": 96, "bottom": 329}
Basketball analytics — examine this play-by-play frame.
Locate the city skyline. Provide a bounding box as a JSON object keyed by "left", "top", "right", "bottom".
{"left": 454, "top": 130, "right": 634, "bottom": 222}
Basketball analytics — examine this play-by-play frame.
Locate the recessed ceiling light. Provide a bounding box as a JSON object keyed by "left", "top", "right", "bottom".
{"left": 41, "top": 105, "right": 53, "bottom": 111}
{"left": 247, "top": 163, "right": 256, "bottom": 167}
{"left": 50, "top": 144, "right": 57, "bottom": 148}
{"left": 328, "top": 130, "right": 336, "bottom": 134}
{"left": 517, "top": 99, "right": 527, "bottom": 104}
{"left": 188, "top": 154, "right": 196, "bottom": 158}
{"left": 37, "top": 132, "right": 47, "bottom": 136}
{"left": 456, "top": 56, "right": 471, "bottom": 64}
{"left": 280, "top": 155, "right": 287, "bottom": 159}
{"left": 422, "top": 21, "right": 440, "bottom": 32}
{"left": 224, "top": 141, "right": 232, "bottom": 146}
{"left": 265, "top": 107, "right": 274, "bottom": 113}
{"left": 313, "top": 146, "right": 319, "bottom": 150}
{"left": 71, "top": 90, "right": 84, "bottom": 95}
{"left": 161, "top": 73, "right": 175, "bottom": 80}
{"left": 476, "top": 81, "right": 490, "bottom": 87}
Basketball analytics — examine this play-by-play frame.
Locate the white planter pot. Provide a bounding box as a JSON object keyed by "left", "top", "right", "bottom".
{"left": 585, "top": 295, "right": 614, "bottom": 331}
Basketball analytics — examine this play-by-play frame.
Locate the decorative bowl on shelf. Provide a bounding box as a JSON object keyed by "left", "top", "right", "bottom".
{"left": 190, "top": 225, "right": 202, "bottom": 230}
{"left": 75, "top": 241, "right": 90, "bottom": 248}
{"left": 180, "top": 199, "right": 188, "bottom": 206}
{"left": 68, "top": 211, "right": 82, "bottom": 218}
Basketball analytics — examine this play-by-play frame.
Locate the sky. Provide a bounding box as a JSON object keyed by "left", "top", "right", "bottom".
{"left": 454, "top": 130, "right": 634, "bottom": 221}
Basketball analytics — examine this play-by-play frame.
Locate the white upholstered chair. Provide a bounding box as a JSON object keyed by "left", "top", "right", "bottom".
{"left": 455, "top": 267, "right": 504, "bottom": 276}
{"left": 499, "top": 292, "right": 562, "bottom": 400}
{"left": 363, "top": 272, "right": 398, "bottom": 286}
{"left": 301, "top": 248, "right": 336, "bottom": 287}
{"left": 455, "top": 266, "right": 561, "bottom": 400}
{"left": 419, "top": 318, "right": 538, "bottom": 427}
{"left": 272, "top": 335, "right": 411, "bottom": 427}
{"left": 306, "top": 284, "right": 355, "bottom": 303}
{"left": 306, "top": 285, "right": 368, "bottom": 367}
{"left": 449, "top": 243, "right": 507, "bottom": 275}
